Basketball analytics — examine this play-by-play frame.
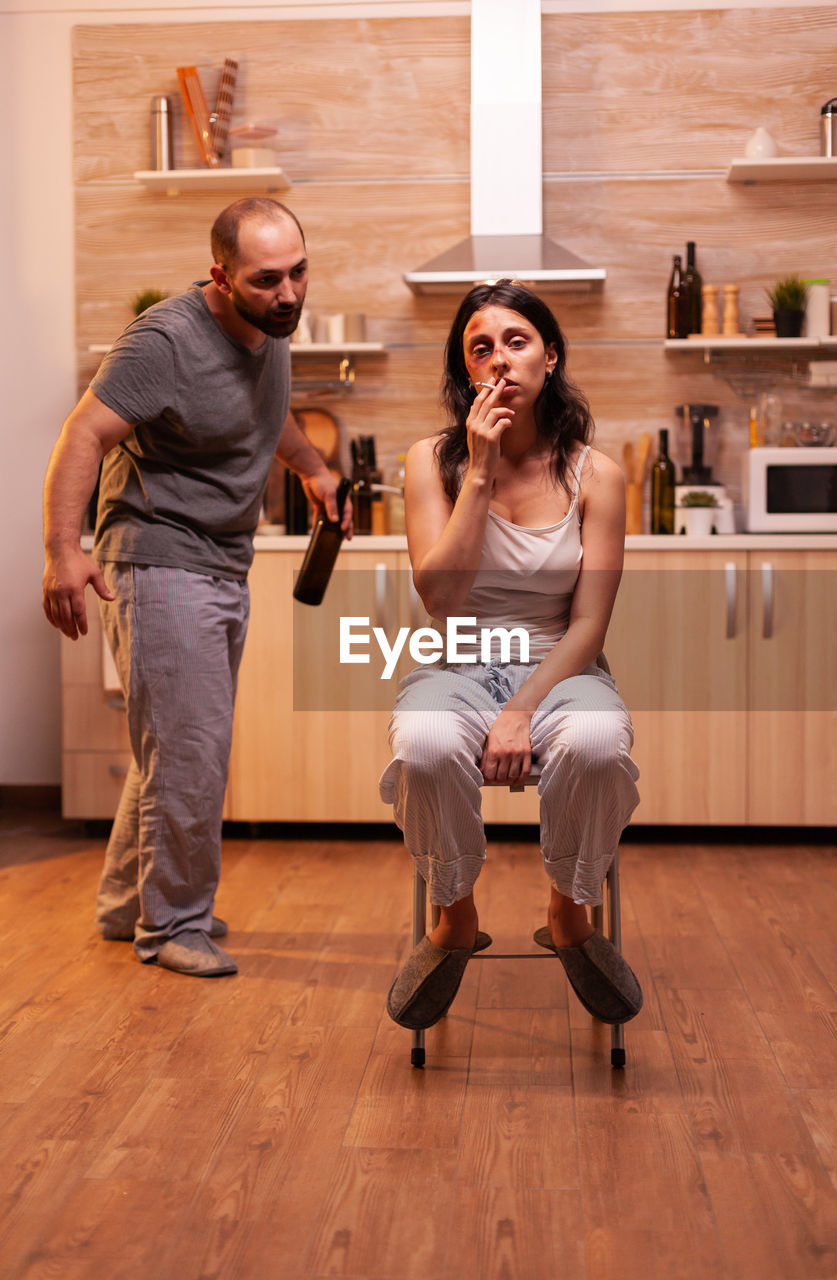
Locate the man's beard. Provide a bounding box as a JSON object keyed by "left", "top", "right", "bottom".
{"left": 231, "top": 289, "right": 304, "bottom": 339}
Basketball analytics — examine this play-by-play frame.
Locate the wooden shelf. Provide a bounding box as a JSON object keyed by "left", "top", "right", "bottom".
{"left": 289, "top": 343, "right": 385, "bottom": 355}
{"left": 665, "top": 337, "right": 837, "bottom": 352}
{"left": 90, "top": 342, "right": 385, "bottom": 356}
{"left": 726, "top": 156, "right": 837, "bottom": 183}
{"left": 133, "top": 168, "right": 291, "bottom": 195}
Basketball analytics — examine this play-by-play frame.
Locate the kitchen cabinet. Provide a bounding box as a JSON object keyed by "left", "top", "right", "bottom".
{"left": 746, "top": 550, "right": 836, "bottom": 824}
{"left": 607, "top": 549, "right": 749, "bottom": 824}
{"left": 227, "top": 546, "right": 539, "bottom": 823}
{"left": 60, "top": 606, "right": 131, "bottom": 819}
{"left": 227, "top": 547, "right": 405, "bottom": 822}
{"left": 607, "top": 546, "right": 836, "bottom": 825}
{"left": 61, "top": 541, "right": 836, "bottom": 827}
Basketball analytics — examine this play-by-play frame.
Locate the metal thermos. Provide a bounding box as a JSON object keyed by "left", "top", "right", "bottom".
{"left": 151, "top": 95, "right": 173, "bottom": 171}
{"left": 821, "top": 97, "right": 837, "bottom": 157}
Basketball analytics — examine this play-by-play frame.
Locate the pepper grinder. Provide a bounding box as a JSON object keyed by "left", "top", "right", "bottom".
{"left": 722, "top": 284, "right": 741, "bottom": 336}
{"left": 701, "top": 284, "right": 720, "bottom": 335}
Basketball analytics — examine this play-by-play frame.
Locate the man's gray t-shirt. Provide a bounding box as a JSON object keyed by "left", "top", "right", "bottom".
{"left": 92, "top": 283, "right": 291, "bottom": 580}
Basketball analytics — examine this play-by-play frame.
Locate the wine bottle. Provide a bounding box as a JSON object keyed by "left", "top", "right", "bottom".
{"left": 650, "top": 429, "right": 676, "bottom": 535}
{"left": 666, "top": 254, "right": 688, "bottom": 339}
{"left": 683, "top": 241, "right": 703, "bottom": 335}
{"left": 350, "top": 437, "right": 373, "bottom": 535}
{"left": 285, "top": 468, "right": 309, "bottom": 535}
{"left": 292, "top": 478, "right": 352, "bottom": 606}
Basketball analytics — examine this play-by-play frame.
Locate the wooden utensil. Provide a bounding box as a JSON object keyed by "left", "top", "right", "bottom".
{"left": 294, "top": 407, "right": 341, "bottom": 464}
{"left": 622, "top": 441, "right": 634, "bottom": 478}
{"left": 209, "top": 58, "right": 238, "bottom": 160}
{"left": 177, "top": 66, "right": 220, "bottom": 168}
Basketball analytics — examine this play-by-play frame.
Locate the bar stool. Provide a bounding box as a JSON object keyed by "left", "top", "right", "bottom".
{"left": 407, "top": 766, "right": 628, "bottom": 1070}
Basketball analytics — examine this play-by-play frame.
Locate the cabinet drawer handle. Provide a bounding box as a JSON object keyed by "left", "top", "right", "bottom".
{"left": 761, "top": 561, "right": 774, "bottom": 639}
{"left": 724, "top": 561, "right": 737, "bottom": 639}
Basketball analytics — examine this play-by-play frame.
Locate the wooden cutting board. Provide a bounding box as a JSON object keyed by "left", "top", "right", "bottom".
{"left": 293, "top": 406, "right": 341, "bottom": 463}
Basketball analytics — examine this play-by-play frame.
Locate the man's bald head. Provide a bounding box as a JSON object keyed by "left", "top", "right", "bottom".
{"left": 210, "top": 198, "right": 306, "bottom": 272}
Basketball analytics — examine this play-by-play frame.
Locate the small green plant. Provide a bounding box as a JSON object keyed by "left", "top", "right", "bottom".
{"left": 681, "top": 490, "right": 720, "bottom": 508}
{"left": 131, "top": 287, "right": 168, "bottom": 315}
{"left": 765, "top": 275, "right": 807, "bottom": 313}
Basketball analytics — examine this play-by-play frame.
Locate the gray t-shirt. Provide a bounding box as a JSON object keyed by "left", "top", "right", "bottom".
{"left": 92, "top": 283, "right": 291, "bottom": 580}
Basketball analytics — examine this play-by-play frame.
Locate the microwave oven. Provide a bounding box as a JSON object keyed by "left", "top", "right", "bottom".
{"left": 743, "top": 447, "right": 837, "bottom": 532}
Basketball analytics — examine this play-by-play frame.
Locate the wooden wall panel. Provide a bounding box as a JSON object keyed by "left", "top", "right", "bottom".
{"left": 72, "top": 20, "right": 469, "bottom": 182}
{"left": 542, "top": 8, "right": 837, "bottom": 171}
{"left": 74, "top": 9, "right": 837, "bottom": 522}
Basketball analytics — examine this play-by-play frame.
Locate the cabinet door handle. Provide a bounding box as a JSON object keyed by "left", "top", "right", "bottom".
{"left": 724, "top": 561, "right": 737, "bottom": 639}
{"left": 761, "top": 561, "right": 774, "bottom": 639}
{"left": 108, "top": 763, "right": 129, "bottom": 778}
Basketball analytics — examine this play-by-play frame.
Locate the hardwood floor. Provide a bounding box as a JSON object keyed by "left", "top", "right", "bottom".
{"left": 1, "top": 807, "right": 836, "bottom": 1279}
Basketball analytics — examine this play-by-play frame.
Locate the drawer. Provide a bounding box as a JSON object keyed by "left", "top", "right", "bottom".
{"left": 62, "top": 684, "right": 130, "bottom": 752}
{"left": 61, "top": 752, "right": 233, "bottom": 821}
{"left": 62, "top": 751, "right": 132, "bottom": 819}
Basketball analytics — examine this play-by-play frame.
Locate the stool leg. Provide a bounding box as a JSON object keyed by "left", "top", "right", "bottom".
{"left": 607, "top": 852, "right": 626, "bottom": 1069}
{"left": 411, "top": 868, "right": 426, "bottom": 1068}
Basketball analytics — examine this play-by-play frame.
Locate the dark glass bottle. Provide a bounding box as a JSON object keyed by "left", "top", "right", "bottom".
{"left": 651, "top": 429, "right": 676, "bottom": 534}
{"left": 284, "top": 468, "right": 309, "bottom": 535}
{"left": 683, "top": 241, "right": 703, "bottom": 335}
{"left": 666, "top": 254, "right": 688, "bottom": 339}
{"left": 293, "top": 478, "right": 351, "bottom": 606}
{"left": 351, "top": 436, "right": 374, "bottom": 534}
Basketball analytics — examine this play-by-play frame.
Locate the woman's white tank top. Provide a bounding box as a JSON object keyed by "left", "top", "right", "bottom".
{"left": 452, "top": 445, "right": 589, "bottom": 662}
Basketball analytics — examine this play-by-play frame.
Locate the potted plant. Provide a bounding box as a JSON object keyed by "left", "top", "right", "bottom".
{"left": 678, "top": 489, "right": 720, "bottom": 537}
{"left": 131, "top": 287, "right": 168, "bottom": 316}
{"left": 765, "top": 275, "right": 808, "bottom": 338}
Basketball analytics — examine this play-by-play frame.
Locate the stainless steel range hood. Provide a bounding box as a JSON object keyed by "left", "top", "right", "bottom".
{"left": 404, "top": 0, "right": 606, "bottom": 296}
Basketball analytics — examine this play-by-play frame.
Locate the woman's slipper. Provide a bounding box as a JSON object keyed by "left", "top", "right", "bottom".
{"left": 533, "top": 927, "right": 643, "bottom": 1025}
{"left": 387, "top": 930, "right": 492, "bottom": 1030}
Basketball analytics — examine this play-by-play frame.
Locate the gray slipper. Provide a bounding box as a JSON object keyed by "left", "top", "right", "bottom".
{"left": 533, "top": 927, "right": 642, "bottom": 1024}
{"left": 153, "top": 930, "right": 238, "bottom": 977}
{"left": 387, "top": 930, "right": 492, "bottom": 1030}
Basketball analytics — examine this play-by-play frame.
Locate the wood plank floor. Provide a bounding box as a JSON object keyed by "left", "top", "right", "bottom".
{"left": 1, "top": 807, "right": 836, "bottom": 1280}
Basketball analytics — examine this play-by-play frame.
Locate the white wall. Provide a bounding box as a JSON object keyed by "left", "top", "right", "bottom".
{"left": 0, "top": 0, "right": 825, "bottom": 784}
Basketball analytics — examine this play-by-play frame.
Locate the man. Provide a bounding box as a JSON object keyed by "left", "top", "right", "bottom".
{"left": 43, "top": 198, "right": 346, "bottom": 977}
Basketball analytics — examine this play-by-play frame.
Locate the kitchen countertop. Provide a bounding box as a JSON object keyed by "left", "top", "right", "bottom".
{"left": 79, "top": 532, "right": 837, "bottom": 553}
{"left": 254, "top": 532, "right": 837, "bottom": 551}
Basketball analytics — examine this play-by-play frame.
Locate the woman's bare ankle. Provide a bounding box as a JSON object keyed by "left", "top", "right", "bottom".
{"left": 547, "top": 888, "right": 594, "bottom": 948}
{"left": 428, "top": 895, "right": 478, "bottom": 951}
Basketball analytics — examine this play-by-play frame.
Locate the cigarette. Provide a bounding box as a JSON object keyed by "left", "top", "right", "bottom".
{"left": 475, "top": 381, "right": 496, "bottom": 389}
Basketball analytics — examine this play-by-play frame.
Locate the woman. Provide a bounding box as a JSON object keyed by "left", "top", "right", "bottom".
{"left": 379, "top": 280, "right": 641, "bottom": 1032}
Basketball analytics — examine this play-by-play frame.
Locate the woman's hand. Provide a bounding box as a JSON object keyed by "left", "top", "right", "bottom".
{"left": 480, "top": 706, "right": 533, "bottom": 785}
{"left": 465, "top": 379, "right": 514, "bottom": 483}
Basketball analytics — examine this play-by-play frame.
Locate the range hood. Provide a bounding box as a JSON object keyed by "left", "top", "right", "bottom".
{"left": 404, "top": 0, "right": 606, "bottom": 296}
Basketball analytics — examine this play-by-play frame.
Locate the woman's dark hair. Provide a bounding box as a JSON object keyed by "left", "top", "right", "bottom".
{"left": 436, "top": 279, "right": 593, "bottom": 502}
